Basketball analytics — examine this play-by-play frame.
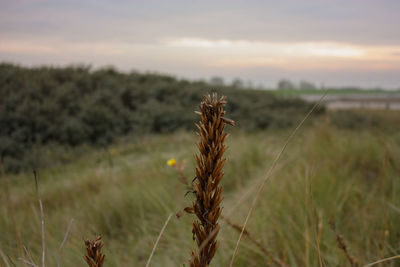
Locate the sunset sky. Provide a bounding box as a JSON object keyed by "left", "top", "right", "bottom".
{"left": 1, "top": 0, "right": 399, "bottom": 88}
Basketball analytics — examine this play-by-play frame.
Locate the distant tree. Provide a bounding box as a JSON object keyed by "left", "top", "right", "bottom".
{"left": 0, "top": 63, "right": 319, "bottom": 172}
{"left": 231, "top": 78, "right": 244, "bottom": 88}
{"left": 299, "top": 80, "right": 317, "bottom": 90}
{"left": 277, "top": 79, "right": 296, "bottom": 90}
{"left": 209, "top": 76, "right": 225, "bottom": 86}
{"left": 245, "top": 80, "right": 254, "bottom": 89}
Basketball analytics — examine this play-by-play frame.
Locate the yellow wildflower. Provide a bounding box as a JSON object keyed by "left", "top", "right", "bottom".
{"left": 167, "top": 158, "right": 177, "bottom": 166}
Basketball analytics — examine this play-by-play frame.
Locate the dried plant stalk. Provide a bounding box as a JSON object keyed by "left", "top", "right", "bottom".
{"left": 222, "top": 216, "right": 287, "bottom": 267}
{"left": 171, "top": 157, "right": 286, "bottom": 266}
{"left": 84, "top": 236, "right": 105, "bottom": 267}
{"left": 33, "top": 170, "right": 45, "bottom": 267}
{"left": 57, "top": 218, "right": 74, "bottom": 267}
{"left": 329, "top": 221, "right": 358, "bottom": 267}
{"left": 229, "top": 92, "right": 326, "bottom": 267}
{"left": 185, "top": 93, "right": 234, "bottom": 267}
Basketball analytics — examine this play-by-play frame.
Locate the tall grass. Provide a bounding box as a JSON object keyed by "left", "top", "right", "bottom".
{"left": 0, "top": 112, "right": 399, "bottom": 266}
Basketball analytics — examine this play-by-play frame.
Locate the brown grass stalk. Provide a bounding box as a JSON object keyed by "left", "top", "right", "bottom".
{"left": 172, "top": 159, "right": 285, "bottom": 266}
{"left": 18, "top": 258, "right": 38, "bottom": 267}
{"left": 84, "top": 236, "right": 105, "bottom": 267}
{"left": 221, "top": 216, "right": 287, "bottom": 267}
{"left": 171, "top": 160, "right": 191, "bottom": 189}
{"left": 363, "top": 255, "right": 400, "bottom": 267}
{"left": 145, "top": 213, "right": 173, "bottom": 267}
{"left": 33, "top": 170, "right": 45, "bottom": 267}
{"left": 329, "top": 221, "right": 358, "bottom": 267}
{"left": 184, "top": 93, "right": 234, "bottom": 267}
{"left": 57, "top": 218, "right": 74, "bottom": 267}
{"left": 229, "top": 92, "right": 326, "bottom": 267}
{"left": 307, "top": 172, "right": 325, "bottom": 267}
{"left": 23, "top": 246, "right": 36, "bottom": 267}
{"left": 0, "top": 248, "right": 11, "bottom": 267}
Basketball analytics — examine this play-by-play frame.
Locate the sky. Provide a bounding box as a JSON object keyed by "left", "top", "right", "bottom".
{"left": 1, "top": 0, "right": 400, "bottom": 88}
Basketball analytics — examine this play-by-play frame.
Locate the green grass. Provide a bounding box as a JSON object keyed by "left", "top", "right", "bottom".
{"left": 271, "top": 88, "right": 400, "bottom": 96}
{"left": 1, "top": 119, "right": 400, "bottom": 266}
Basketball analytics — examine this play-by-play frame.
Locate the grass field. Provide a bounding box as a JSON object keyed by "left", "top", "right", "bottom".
{"left": 1, "top": 114, "right": 400, "bottom": 266}
{"left": 271, "top": 88, "right": 400, "bottom": 97}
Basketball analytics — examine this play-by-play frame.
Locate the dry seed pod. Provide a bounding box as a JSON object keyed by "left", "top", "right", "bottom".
{"left": 185, "top": 93, "right": 233, "bottom": 267}
{"left": 84, "top": 236, "right": 105, "bottom": 267}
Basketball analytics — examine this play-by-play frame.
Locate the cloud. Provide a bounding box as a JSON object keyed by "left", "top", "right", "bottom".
{"left": 165, "top": 38, "right": 400, "bottom": 70}
{"left": 1, "top": 0, "right": 400, "bottom": 45}
{"left": 1, "top": 0, "right": 400, "bottom": 87}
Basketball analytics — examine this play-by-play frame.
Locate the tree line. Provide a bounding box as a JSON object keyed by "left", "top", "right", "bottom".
{"left": 0, "top": 63, "right": 322, "bottom": 172}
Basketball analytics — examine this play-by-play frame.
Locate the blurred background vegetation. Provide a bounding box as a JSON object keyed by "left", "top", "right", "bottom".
{"left": 1, "top": 120, "right": 399, "bottom": 266}
{"left": 0, "top": 63, "right": 323, "bottom": 172}
{"left": 1, "top": 0, "right": 400, "bottom": 265}
{"left": 1, "top": 63, "right": 400, "bottom": 266}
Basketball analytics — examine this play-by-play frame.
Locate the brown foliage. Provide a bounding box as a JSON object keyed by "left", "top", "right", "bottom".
{"left": 84, "top": 236, "right": 105, "bottom": 267}
{"left": 185, "top": 93, "right": 233, "bottom": 267}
